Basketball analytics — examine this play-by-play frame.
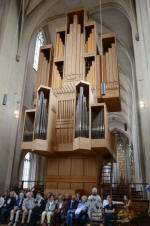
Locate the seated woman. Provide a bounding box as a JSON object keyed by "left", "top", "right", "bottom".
{"left": 118, "top": 195, "right": 135, "bottom": 221}
{"left": 103, "top": 195, "right": 111, "bottom": 208}
{"left": 53, "top": 195, "right": 67, "bottom": 226}
{"left": 104, "top": 197, "right": 116, "bottom": 226}
{"left": 75, "top": 195, "right": 88, "bottom": 226}
{"left": 41, "top": 193, "right": 56, "bottom": 226}
{"left": 65, "top": 194, "right": 79, "bottom": 226}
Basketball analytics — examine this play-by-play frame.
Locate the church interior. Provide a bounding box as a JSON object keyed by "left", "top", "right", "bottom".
{"left": 0, "top": 0, "right": 150, "bottom": 225}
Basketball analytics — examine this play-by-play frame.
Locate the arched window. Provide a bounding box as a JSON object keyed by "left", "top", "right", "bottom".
{"left": 22, "top": 152, "right": 31, "bottom": 188}
{"left": 33, "top": 31, "right": 45, "bottom": 71}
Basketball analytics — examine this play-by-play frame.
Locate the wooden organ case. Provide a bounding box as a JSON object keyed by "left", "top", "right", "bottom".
{"left": 21, "top": 8, "right": 121, "bottom": 195}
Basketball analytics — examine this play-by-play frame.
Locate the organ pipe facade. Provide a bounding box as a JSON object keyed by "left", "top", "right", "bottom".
{"left": 21, "top": 8, "right": 120, "bottom": 195}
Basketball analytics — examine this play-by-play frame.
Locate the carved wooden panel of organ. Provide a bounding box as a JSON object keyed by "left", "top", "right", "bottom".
{"left": 56, "top": 98, "right": 75, "bottom": 152}
{"left": 21, "top": 7, "right": 119, "bottom": 195}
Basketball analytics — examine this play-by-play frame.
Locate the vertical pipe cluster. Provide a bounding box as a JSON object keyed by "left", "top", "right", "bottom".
{"left": 75, "top": 86, "right": 89, "bottom": 138}
{"left": 85, "top": 59, "right": 95, "bottom": 86}
{"left": 91, "top": 107, "right": 105, "bottom": 139}
{"left": 23, "top": 112, "right": 35, "bottom": 142}
{"left": 103, "top": 43, "right": 118, "bottom": 89}
{"left": 35, "top": 51, "right": 50, "bottom": 91}
{"left": 34, "top": 91, "right": 48, "bottom": 140}
{"left": 85, "top": 27, "right": 95, "bottom": 53}
{"left": 65, "top": 14, "right": 84, "bottom": 77}
{"left": 53, "top": 64, "right": 62, "bottom": 90}
{"left": 55, "top": 33, "right": 65, "bottom": 58}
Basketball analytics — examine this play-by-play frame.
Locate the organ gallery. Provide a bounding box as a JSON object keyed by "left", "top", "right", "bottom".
{"left": 21, "top": 7, "right": 121, "bottom": 195}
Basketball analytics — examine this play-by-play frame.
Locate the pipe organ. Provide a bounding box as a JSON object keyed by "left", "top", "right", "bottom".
{"left": 22, "top": 8, "right": 120, "bottom": 195}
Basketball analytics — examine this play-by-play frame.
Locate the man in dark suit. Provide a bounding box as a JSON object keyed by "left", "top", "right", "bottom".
{"left": 0, "top": 191, "right": 16, "bottom": 224}
{"left": 8, "top": 192, "right": 24, "bottom": 226}
{"left": 65, "top": 194, "right": 79, "bottom": 226}
{"left": 31, "top": 192, "right": 45, "bottom": 226}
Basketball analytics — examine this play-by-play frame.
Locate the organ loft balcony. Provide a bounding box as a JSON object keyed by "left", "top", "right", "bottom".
{"left": 21, "top": 83, "right": 116, "bottom": 161}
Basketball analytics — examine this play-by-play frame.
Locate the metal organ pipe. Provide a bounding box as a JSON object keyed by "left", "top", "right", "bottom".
{"left": 34, "top": 91, "right": 48, "bottom": 140}
{"left": 75, "top": 86, "right": 89, "bottom": 138}
{"left": 91, "top": 107, "right": 105, "bottom": 139}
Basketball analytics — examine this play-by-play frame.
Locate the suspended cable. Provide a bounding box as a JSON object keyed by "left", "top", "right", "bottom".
{"left": 100, "top": 0, "right": 106, "bottom": 96}
{"left": 99, "top": 0, "right": 103, "bottom": 56}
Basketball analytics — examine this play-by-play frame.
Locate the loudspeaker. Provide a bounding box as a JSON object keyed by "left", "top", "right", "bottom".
{"left": 2, "top": 94, "right": 7, "bottom": 105}
{"left": 124, "top": 123, "right": 127, "bottom": 131}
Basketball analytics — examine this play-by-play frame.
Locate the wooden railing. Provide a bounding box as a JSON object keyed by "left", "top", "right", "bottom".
{"left": 16, "top": 180, "right": 45, "bottom": 192}
{"left": 100, "top": 183, "right": 148, "bottom": 201}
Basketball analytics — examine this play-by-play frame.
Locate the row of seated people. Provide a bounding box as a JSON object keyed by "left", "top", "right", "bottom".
{"left": 0, "top": 188, "right": 135, "bottom": 226}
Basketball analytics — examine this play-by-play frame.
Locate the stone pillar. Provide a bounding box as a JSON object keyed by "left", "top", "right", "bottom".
{"left": 132, "top": 0, "right": 150, "bottom": 183}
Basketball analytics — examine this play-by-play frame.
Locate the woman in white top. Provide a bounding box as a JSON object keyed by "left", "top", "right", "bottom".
{"left": 103, "top": 195, "right": 111, "bottom": 208}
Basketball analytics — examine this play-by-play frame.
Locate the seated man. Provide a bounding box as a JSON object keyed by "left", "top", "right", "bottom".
{"left": 41, "top": 193, "right": 56, "bottom": 226}
{"left": 31, "top": 192, "right": 45, "bottom": 226}
{"left": 88, "top": 187, "right": 103, "bottom": 222}
{"left": 75, "top": 193, "right": 80, "bottom": 202}
{"left": 75, "top": 195, "right": 88, "bottom": 226}
{"left": 65, "top": 194, "right": 71, "bottom": 210}
{"left": 8, "top": 192, "right": 24, "bottom": 226}
{"left": 0, "top": 191, "right": 16, "bottom": 224}
{"left": 104, "top": 197, "right": 116, "bottom": 226}
{"left": 21, "top": 192, "right": 35, "bottom": 224}
{"left": 65, "top": 194, "right": 79, "bottom": 226}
